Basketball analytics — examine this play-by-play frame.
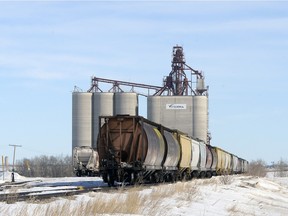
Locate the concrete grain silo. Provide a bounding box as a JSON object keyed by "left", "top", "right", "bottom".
{"left": 72, "top": 92, "right": 93, "bottom": 151}
{"left": 114, "top": 92, "right": 138, "bottom": 116}
{"left": 92, "top": 92, "right": 114, "bottom": 148}
{"left": 193, "top": 95, "right": 208, "bottom": 143}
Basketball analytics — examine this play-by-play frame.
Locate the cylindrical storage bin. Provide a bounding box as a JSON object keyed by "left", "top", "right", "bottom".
{"left": 147, "top": 96, "right": 161, "bottom": 124}
{"left": 92, "top": 92, "right": 114, "bottom": 148}
{"left": 72, "top": 92, "right": 93, "bottom": 151}
{"left": 196, "top": 78, "right": 206, "bottom": 93}
{"left": 114, "top": 92, "right": 138, "bottom": 116}
{"left": 193, "top": 96, "right": 208, "bottom": 143}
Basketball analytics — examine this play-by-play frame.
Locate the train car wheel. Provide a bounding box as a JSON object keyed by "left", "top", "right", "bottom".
{"left": 102, "top": 173, "right": 108, "bottom": 183}
{"left": 200, "top": 172, "right": 206, "bottom": 178}
{"left": 206, "top": 172, "right": 212, "bottom": 178}
{"left": 172, "top": 173, "right": 178, "bottom": 183}
{"left": 159, "top": 174, "right": 164, "bottom": 183}
{"left": 107, "top": 173, "right": 115, "bottom": 187}
{"left": 184, "top": 172, "right": 190, "bottom": 181}
{"left": 130, "top": 172, "right": 135, "bottom": 185}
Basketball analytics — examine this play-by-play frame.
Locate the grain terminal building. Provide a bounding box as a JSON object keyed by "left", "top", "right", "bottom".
{"left": 72, "top": 46, "right": 210, "bottom": 154}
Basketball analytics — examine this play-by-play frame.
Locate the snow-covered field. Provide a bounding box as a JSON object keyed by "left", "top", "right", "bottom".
{"left": 1, "top": 171, "right": 288, "bottom": 216}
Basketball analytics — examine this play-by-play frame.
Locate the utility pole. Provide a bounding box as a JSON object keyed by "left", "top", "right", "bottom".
{"left": 9, "top": 144, "right": 22, "bottom": 182}
{"left": 1, "top": 156, "right": 4, "bottom": 181}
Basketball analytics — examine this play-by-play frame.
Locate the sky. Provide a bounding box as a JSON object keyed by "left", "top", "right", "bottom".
{"left": 0, "top": 0, "right": 287, "bottom": 165}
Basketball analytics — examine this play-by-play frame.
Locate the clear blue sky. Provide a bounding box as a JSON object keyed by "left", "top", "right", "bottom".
{"left": 0, "top": 1, "right": 287, "bottom": 164}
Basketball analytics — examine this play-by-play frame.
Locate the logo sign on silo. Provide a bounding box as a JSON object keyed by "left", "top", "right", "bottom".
{"left": 166, "top": 104, "right": 187, "bottom": 110}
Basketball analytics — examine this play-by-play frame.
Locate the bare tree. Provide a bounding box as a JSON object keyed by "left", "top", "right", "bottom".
{"left": 16, "top": 155, "right": 73, "bottom": 177}
{"left": 247, "top": 159, "right": 267, "bottom": 177}
{"left": 274, "top": 158, "right": 288, "bottom": 177}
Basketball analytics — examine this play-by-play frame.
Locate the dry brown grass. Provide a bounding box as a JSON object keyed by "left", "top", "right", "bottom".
{"left": 227, "top": 203, "right": 239, "bottom": 215}
{"left": 247, "top": 159, "right": 267, "bottom": 177}
{"left": 227, "top": 203, "right": 252, "bottom": 216}
{"left": 149, "top": 181, "right": 199, "bottom": 204}
{"left": 219, "top": 175, "right": 233, "bottom": 185}
{"left": 5, "top": 187, "right": 19, "bottom": 204}
{"left": 3, "top": 181, "right": 202, "bottom": 216}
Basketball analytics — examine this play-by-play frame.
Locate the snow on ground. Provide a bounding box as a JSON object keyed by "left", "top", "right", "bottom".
{"left": 1, "top": 171, "right": 288, "bottom": 216}
{"left": 0, "top": 171, "right": 106, "bottom": 194}
{"left": 0, "top": 171, "right": 27, "bottom": 183}
{"left": 171, "top": 176, "right": 288, "bottom": 216}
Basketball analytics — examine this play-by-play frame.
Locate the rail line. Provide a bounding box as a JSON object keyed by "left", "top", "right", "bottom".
{"left": 0, "top": 176, "right": 186, "bottom": 203}
{"left": 0, "top": 185, "right": 115, "bottom": 203}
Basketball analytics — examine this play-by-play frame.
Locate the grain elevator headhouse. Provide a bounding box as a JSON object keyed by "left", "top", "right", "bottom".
{"left": 168, "top": 46, "right": 189, "bottom": 96}
{"left": 148, "top": 45, "right": 210, "bottom": 144}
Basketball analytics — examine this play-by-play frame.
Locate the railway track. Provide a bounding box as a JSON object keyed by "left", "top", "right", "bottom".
{"left": 0, "top": 177, "right": 175, "bottom": 203}
{"left": 1, "top": 187, "right": 100, "bottom": 203}
{"left": 0, "top": 185, "right": 114, "bottom": 203}
{"left": 0, "top": 178, "right": 141, "bottom": 203}
{"left": 0, "top": 178, "right": 117, "bottom": 203}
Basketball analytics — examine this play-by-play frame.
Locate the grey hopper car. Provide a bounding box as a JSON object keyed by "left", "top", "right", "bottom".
{"left": 73, "top": 146, "right": 99, "bottom": 176}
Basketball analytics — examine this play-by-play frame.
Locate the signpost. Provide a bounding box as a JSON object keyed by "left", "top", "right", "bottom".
{"left": 9, "top": 144, "right": 22, "bottom": 182}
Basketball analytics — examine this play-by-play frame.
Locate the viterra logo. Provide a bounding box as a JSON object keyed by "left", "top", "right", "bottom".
{"left": 166, "top": 104, "right": 187, "bottom": 110}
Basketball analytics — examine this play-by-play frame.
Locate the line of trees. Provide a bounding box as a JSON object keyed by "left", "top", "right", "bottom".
{"left": 16, "top": 155, "right": 73, "bottom": 177}
{"left": 14, "top": 155, "right": 288, "bottom": 178}
{"left": 247, "top": 158, "right": 288, "bottom": 177}
{"left": 273, "top": 158, "right": 288, "bottom": 177}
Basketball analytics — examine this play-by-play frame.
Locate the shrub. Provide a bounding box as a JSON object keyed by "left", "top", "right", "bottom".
{"left": 274, "top": 158, "right": 288, "bottom": 177}
{"left": 247, "top": 159, "right": 267, "bottom": 177}
{"left": 219, "top": 175, "right": 233, "bottom": 185}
